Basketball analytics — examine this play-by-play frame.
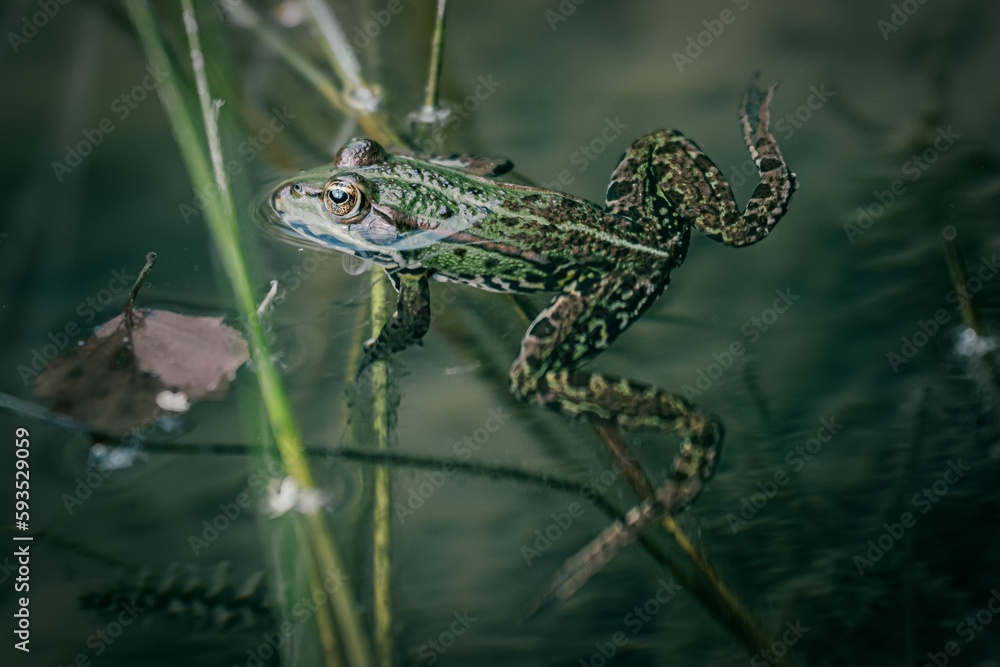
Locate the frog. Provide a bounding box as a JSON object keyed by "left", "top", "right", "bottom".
{"left": 268, "top": 77, "right": 796, "bottom": 516}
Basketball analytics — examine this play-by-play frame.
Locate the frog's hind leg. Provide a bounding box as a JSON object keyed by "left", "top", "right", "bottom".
{"left": 606, "top": 76, "right": 796, "bottom": 248}
{"left": 509, "top": 275, "right": 723, "bottom": 513}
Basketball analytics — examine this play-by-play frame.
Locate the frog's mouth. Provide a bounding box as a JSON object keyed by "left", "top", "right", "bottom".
{"left": 255, "top": 180, "right": 329, "bottom": 250}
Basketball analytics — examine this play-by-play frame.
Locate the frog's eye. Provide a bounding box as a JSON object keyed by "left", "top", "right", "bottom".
{"left": 323, "top": 178, "right": 367, "bottom": 220}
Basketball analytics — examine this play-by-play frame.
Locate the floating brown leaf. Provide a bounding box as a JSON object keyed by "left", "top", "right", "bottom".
{"left": 33, "top": 253, "right": 250, "bottom": 437}
{"left": 34, "top": 327, "right": 167, "bottom": 436}
{"left": 95, "top": 309, "right": 249, "bottom": 401}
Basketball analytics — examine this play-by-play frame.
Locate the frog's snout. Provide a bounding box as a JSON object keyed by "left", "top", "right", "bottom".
{"left": 271, "top": 184, "right": 292, "bottom": 213}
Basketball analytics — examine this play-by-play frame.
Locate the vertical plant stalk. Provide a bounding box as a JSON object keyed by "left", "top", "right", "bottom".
{"left": 942, "top": 231, "right": 983, "bottom": 332}
{"left": 298, "top": 0, "right": 402, "bottom": 146}
{"left": 223, "top": 3, "right": 348, "bottom": 115}
{"left": 299, "top": 0, "right": 370, "bottom": 101}
{"left": 282, "top": 4, "right": 407, "bottom": 662}
{"left": 942, "top": 230, "right": 1000, "bottom": 392}
{"left": 370, "top": 273, "right": 393, "bottom": 667}
{"left": 422, "top": 0, "right": 447, "bottom": 112}
{"left": 126, "top": 2, "right": 373, "bottom": 666}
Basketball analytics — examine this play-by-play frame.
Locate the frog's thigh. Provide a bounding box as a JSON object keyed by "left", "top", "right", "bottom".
{"left": 509, "top": 275, "right": 723, "bottom": 497}
{"left": 509, "top": 272, "right": 666, "bottom": 401}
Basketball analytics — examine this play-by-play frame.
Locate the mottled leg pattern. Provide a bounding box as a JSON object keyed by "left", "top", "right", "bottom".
{"left": 357, "top": 271, "right": 430, "bottom": 377}
{"left": 509, "top": 273, "right": 723, "bottom": 513}
{"left": 606, "top": 76, "right": 797, "bottom": 248}
{"left": 512, "top": 276, "right": 723, "bottom": 609}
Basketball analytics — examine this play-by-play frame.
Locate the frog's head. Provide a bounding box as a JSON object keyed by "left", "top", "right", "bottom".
{"left": 268, "top": 138, "right": 491, "bottom": 264}
{"left": 268, "top": 138, "right": 401, "bottom": 259}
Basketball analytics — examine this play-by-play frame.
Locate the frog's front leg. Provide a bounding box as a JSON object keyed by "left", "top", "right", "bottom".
{"left": 509, "top": 274, "right": 723, "bottom": 511}
{"left": 357, "top": 270, "right": 431, "bottom": 377}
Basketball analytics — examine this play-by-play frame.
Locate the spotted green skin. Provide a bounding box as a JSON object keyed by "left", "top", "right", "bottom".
{"left": 269, "top": 79, "right": 796, "bottom": 512}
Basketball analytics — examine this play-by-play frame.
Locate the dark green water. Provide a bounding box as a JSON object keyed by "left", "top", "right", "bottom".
{"left": 2, "top": 1, "right": 999, "bottom": 665}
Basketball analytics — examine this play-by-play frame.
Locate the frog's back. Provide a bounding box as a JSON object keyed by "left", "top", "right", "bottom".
{"left": 414, "top": 180, "right": 680, "bottom": 293}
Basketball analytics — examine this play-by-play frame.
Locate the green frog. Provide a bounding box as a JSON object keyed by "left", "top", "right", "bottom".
{"left": 268, "top": 78, "right": 796, "bottom": 514}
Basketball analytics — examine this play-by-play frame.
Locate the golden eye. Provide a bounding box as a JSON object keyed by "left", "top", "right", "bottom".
{"left": 323, "top": 179, "right": 366, "bottom": 220}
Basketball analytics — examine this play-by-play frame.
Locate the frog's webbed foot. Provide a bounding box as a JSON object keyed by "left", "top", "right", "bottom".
{"left": 355, "top": 270, "right": 431, "bottom": 380}
{"left": 606, "top": 74, "right": 796, "bottom": 248}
